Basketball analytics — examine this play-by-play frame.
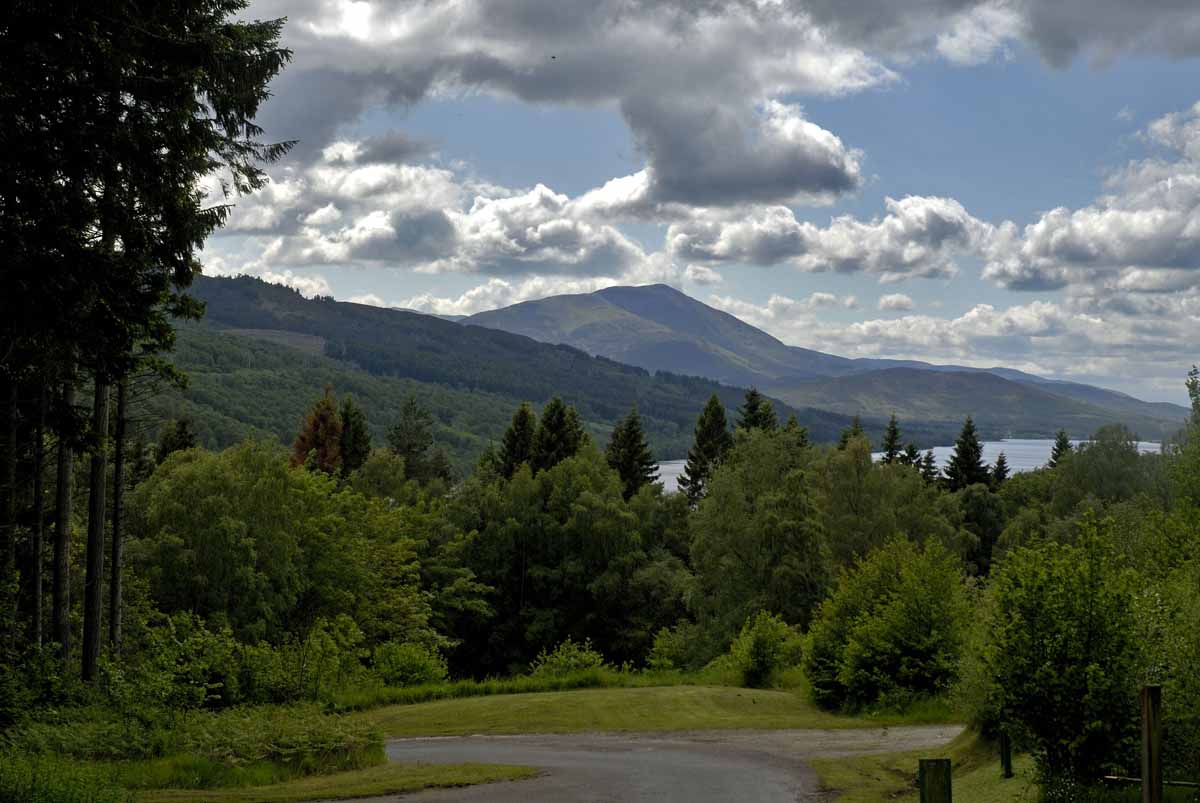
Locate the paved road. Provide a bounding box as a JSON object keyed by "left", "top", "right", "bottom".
{"left": 338, "top": 725, "right": 962, "bottom": 802}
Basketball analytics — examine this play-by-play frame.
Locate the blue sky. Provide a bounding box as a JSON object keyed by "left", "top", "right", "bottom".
{"left": 208, "top": 1, "right": 1200, "bottom": 403}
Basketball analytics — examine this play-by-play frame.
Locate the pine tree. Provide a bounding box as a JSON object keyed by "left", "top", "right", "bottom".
{"left": 881, "top": 414, "right": 902, "bottom": 463}
{"left": 1048, "top": 429, "right": 1073, "bottom": 468}
{"left": 388, "top": 396, "right": 444, "bottom": 483}
{"left": 944, "top": 416, "right": 988, "bottom": 491}
{"left": 155, "top": 419, "right": 197, "bottom": 464}
{"left": 901, "top": 442, "right": 921, "bottom": 466}
{"left": 499, "top": 403, "right": 537, "bottom": 479}
{"left": 338, "top": 396, "right": 371, "bottom": 476}
{"left": 992, "top": 452, "right": 1010, "bottom": 487}
{"left": 292, "top": 388, "right": 343, "bottom": 474}
{"left": 606, "top": 406, "right": 659, "bottom": 500}
{"left": 678, "top": 394, "right": 734, "bottom": 505}
{"left": 531, "top": 397, "right": 587, "bottom": 473}
{"left": 838, "top": 415, "right": 867, "bottom": 450}
{"left": 920, "top": 450, "right": 939, "bottom": 484}
{"left": 737, "top": 387, "right": 777, "bottom": 431}
{"left": 784, "top": 414, "right": 810, "bottom": 447}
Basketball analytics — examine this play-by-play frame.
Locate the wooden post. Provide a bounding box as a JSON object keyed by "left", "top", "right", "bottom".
{"left": 1000, "top": 731, "right": 1013, "bottom": 779}
{"left": 1141, "top": 685, "right": 1162, "bottom": 803}
{"left": 919, "top": 758, "right": 952, "bottom": 803}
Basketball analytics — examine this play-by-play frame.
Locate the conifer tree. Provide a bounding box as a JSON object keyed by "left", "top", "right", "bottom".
{"left": 944, "top": 416, "right": 988, "bottom": 491}
{"left": 155, "top": 418, "right": 197, "bottom": 464}
{"left": 338, "top": 396, "right": 371, "bottom": 476}
{"left": 737, "top": 387, "right": 778, "bottom": 431}
{"left": 499, "top": 403, "right": 536, "bottom": 479}
{"left": 881, "top": 414, "right": 902, "bottom": 463}
{"left": 388, "top": 395, "right": 451, "bottom": 483}
{"left": 901, "top": 442, "right": 921, "bottom": 466}
{"left": 292, "top": 388, "right": 343, "bottom": 474}
{"left": 606, "top": 406, "right": 659, "bottom": 500}
{"left": 838, "top": 415, "right": 867, "bottom": 449}
{"left": 992, "top": 452, "right": 1010, "bottom": 487}
{"left": 784, "top": 414, "right": 810, "bottom": 447}
{"left": 678, "top": 394, "right": 734, "bottom": 505}
{"left": 921, "top": 450, "right": 940, "bottom": 484}
{"left": 1048, "top": 429, "right": 1073, "bottom": 468}
{"left": 531, "top": 397, "right": 587, "bottom": 473}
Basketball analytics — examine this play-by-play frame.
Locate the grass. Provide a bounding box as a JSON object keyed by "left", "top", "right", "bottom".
{"left": 134, "top": 762, "right": 538, "bottom": 803}
{"left": 357, "top": 684, "right": 956, "bottom": 737}
{"left": 810, "top": 729, "right": 1039, "bottom": 803}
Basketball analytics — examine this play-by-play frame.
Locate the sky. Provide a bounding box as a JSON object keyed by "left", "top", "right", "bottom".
{"left": 204, "top": 0, "right": 1200, "bottom": 403}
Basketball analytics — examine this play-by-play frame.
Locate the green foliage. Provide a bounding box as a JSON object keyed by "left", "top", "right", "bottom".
{"left": 690, "top": 428, "right": 829, "bottom": 655}
{"left": 498, "top": 403, "right": 536, "bottom": 479}
{"left": 980, "top": 519, "right": 1140, "bottom": 783}
{"left": 880, "top": 414, "right": 902, "bottom": 463}
{"left": 991, "top": 452, "right": 1009, "bottom": 486}
{"left": 944, "top": 416, "right": 988, "bottom": 491}
{"left": 736, "top": 387, "right": 778, "bottom": 432}
{"left": 605, "top": 405, "right": 659, "bottom": 500}
{"left": 956, "top": 483, "right": 1006, "bottom": 575}
{"left": 291, "top": 388, "right": 342, "bottom": 474}
{"left": 0, "top": 752, "right": 130, "bottom": 803}
{"left": 386, "top": 396, "right": 452, "bottom": 485}
{"left": 528, "top": 637, "right": 609, "bottom": 677}
{"left": 1049, "top": 429, "right": 1073, "bottom": 468}
{"left": 837, "top": 415, "right": 867, "bottom": 450}
{"left": 678, "top": 393, "right": 733, "bottom": 505}
{"left": 337, "top": 396, "right": 371, "bottom": 477}
{"left": 804, "top": 540, "right": 969, "bottom": 711}
{"left": 530, "top": 396, "right": 588, "bottom": 473}
{"left": 155, "top": 419, "right": 197, "bottom": 465}
{"left": 726, "top": 611, "right": 803, "bottom": 689}
{"left": 372, "top": 642, "right": 449, "bottom": 688}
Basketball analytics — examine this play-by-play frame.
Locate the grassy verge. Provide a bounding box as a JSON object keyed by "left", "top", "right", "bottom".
{"left": 810, "top": 730, "right": 1039, "bottom": 803}
{"left": 358, "top": 684, "right": 957, "bottom": 737}
{"left": 135, "top": 762, "right": 538, "bottom": 803}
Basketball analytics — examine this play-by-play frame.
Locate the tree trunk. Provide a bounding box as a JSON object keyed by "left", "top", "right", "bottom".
{"left": 31, "top": 381, "right": 46, "bottom": 649}
{"left": 53, "top": 381, "right": 74, "bottom": 662}
{"left": 108, "top": 376, "right": 125, "bottom": 650}
{"left": 81, "top": 376, "right": 109, "bottom": 681}
{"left": 1, "top": 375, "right": 16, "bottom": 637}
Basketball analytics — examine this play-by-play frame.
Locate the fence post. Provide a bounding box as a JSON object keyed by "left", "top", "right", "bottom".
{"left": 1000, "top": 730, "right": 1013, "bottom": 779}
{"left": 1141, "top": 685, "right": 1162, "bottom": 803}
{"left": 919, "top": 758, "right": 952, "bottom": 803}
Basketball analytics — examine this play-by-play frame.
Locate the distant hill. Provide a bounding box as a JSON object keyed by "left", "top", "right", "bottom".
{"left": 169, "top": 276, "right": 888, "bottom": 463}
{"left": 465, "top": 284, "right": 1189, "bottom": 440}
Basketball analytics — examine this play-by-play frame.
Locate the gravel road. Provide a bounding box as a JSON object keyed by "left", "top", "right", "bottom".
{"left": 331, "top": 725, "right": 962, "bottom": 802}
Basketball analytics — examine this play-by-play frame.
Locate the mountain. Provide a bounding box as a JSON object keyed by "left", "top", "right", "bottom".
{"left": 169, "top": 275, "right": 875, "bottom": 463}
{"left": 464, "top": 283, "right": 1190, "bottom": 440}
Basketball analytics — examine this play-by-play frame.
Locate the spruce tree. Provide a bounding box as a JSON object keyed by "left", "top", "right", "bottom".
{"left": 387, "top": 396, "right": 440, "bottom": 482}
{"left": 838, "top": 415, "right": 867, "bottom": 449}
{"left": 881, "top": 414, "right": 902, "bottom": 463}
{"left": 605, "top": 406, "right": 659, "bottom": 500}
{"left": 338, "top": 395, "right": 371, "bottom": 476}
{"left": 901, "top": 442, "right": 921, "bottom": 466}
{"left": 992, "top": 452, "right": 1010, "bottom": 487}
{"left": 155, "top": 419, "right": 197, "bottom": 464}
{"left": 499, "top": 403, "right": 537, "bottom": 479}
{"left": 944, "top": 416, "right": 988, "bottom": 491}
{"left": 920, "top": 450, "right": 940, "bottom": 484}
{"left": 737, "top": 387, "right": 777, "bottom": 431}
{"left": 1048, "top": 429, "right": 1073, "bottom": 468}
{"left": 292, "top": 388, "right": 343, "bottom": 474}
{"left": 531, "top": 397, "right": 587, "bottom": 473}
{"left": 678, "top": 394, "right": 734, "bottom": 505}
{"left": 784, "top": 414, "right": 810, "bottom": 447}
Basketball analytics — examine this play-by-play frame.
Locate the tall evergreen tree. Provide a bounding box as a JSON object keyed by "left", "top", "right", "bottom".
{"left": 838, "top": 415, "right": 867, "bottom": 450}
{"left": 1048, "top": 429, "right": 1073, "bottom": 468}
{"left": 784, "top": 414, "right": 810, "bottom": 447}
{"left": 606, "top": 406, "right": 659, "bottom": 500}
{"left": 155, "top": 418, "right": 198, "bottom": 464}
{"left": 531, "top": 397, "right": 588, "bottom": 473}
{"left": 992, "top": 452, "right": 1010, "bottom": 487}
{"left": 737, "top": 387, "right": 777, "bottom": 431}
{"left": 901, "top": 442, "right": 921, "bottom": 466}
{"left": 920, "top": 450, "right": 940, "bottom": 484}
{"left": 678, "top": 394, "right": 734, "bottom": 505}
{"left": 944, "top": 416, "right": 989, "bottom": 491}
{"left": 337, "top": 396, "right": 371, "bottom": 477}
{"left": 499, "top": 403, "right": 536, "bottom": 479}
{"left": 880, "top": 414, "right": 902, "bottom": 463}
{"left": 292, "top": 388, "right": 343, "bottom": 474}
{"left": 387, "top": 395, "right": 451, "bottom": 483}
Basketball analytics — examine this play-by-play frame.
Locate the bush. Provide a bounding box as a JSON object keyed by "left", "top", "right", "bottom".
{"left": 372, "top": 642, "right": 448, "bottom": 687}
{"left": 981, "top": 518, "right": 1140, "bottom": 784}
{"left": 0, "top": 752, "right": 130, "bottom": 803}
{"left": 528, "top": 637, "right": 607, "bottom": 677}
{"left": 804, "top": 539, "right": 969, "bottom": 711}
{"left": 727, "top": 611, "right": 801, "bottom": 688}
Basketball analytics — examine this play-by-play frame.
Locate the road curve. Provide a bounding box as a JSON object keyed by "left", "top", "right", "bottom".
{"left": 342, "top": 725, "right": 962, "bottom": 802}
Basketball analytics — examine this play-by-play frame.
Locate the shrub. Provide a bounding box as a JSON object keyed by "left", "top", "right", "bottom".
{"left": 0, "top": 751, "right": 130, "bottom": 803}
{"left": 982, "top": 518, "right": 1140, "bottom": 784}
{"left": 529, "top": 637, "right": 607, "bottom": 677}
{"left": 372, "top": 642, "right": 448, "bottom": 687}
{"left": 728, "top": 611, "right": 801, "bottom": 688}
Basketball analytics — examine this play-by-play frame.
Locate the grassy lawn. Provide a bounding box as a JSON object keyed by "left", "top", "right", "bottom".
{"left": 358, "top": 684, "right": 953, "bottom": 737}
{"left": 136, "top": 762, "right": 538, "bottom": 803}
{"left": 811, "top": 730, "right": 1039, "bottom": 803}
